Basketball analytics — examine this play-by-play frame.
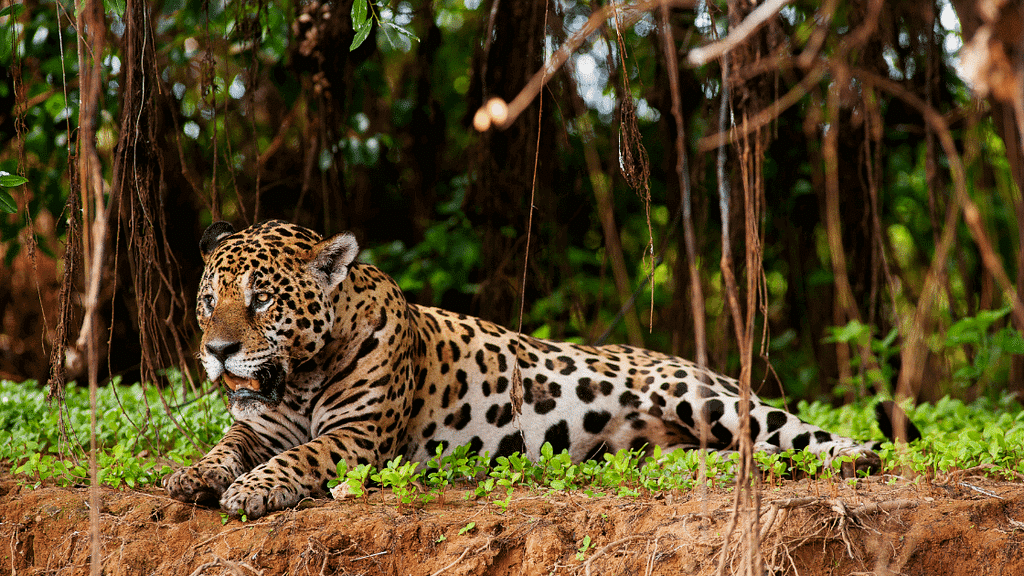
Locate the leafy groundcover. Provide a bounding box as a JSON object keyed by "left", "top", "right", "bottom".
{"left": 1, "top": 379, "right": 1022, "bottom": 574}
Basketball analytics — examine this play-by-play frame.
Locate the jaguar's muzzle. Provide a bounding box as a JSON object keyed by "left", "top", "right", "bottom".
{"left": 224, "top": 364, "right": 285, "bottom": 409}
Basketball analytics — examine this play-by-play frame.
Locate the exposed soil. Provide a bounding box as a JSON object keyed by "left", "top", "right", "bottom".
{"left": 1, "top": 472, "right": 1023, "bottom": 575}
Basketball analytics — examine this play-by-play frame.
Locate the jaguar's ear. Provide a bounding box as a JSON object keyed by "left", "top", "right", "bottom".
{"left": 308, "top": 232, "right": 359, "bottom": 288}
{"left": 200, "top": 221, "right": 236, "bottom": 262}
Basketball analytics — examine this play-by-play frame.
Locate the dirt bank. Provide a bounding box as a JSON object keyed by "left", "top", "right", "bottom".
{"left": 1, "top": 473, "right": 1022, "bottom": 575}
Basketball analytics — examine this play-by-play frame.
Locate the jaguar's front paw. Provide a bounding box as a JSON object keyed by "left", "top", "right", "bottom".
{"left": 220, "top": 474, "right": 302, "bottom": 519}
{"left": 163, "top": 464, "right": 235, "bottom": 505}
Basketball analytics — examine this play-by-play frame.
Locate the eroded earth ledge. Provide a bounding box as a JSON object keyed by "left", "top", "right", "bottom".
{"left": 2, "top": 474, "right": 1022, "bottom": 575}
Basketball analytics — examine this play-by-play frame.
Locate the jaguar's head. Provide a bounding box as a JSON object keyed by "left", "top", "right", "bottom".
{"left": 196, "top": 220, "right": 359, "bottom": 416}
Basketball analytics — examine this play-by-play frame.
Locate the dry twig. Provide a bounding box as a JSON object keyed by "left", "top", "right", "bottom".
{"left": 352, "top": 550, "right": 390, "bottom": 561}
{"left": 849, "top": 499, "right": 918, "bottom": 517}
{"left": 687, "top": 0, "right": 792, "bottom": 66}
{"left": 473, "top": 0, "right": 693, "bottom": 132}
{"left": 960, "top": 482, "right": 1005, "bottom": 499}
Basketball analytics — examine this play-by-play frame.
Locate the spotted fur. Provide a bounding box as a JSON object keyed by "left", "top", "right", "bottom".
{"left": 165, "top": 220, "right": 886, "bottom": 518}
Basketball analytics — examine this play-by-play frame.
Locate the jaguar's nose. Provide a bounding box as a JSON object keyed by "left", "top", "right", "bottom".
{"left": 205, "top": 340, "right": 241, "bottom": 363}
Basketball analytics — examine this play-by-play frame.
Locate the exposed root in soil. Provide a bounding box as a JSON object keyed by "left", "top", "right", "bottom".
{"left": 188, "top": 555, "right": 263, "bottom": 576}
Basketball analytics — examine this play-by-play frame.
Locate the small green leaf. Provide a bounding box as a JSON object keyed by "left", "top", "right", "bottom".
{"left": 576, "top": 535, "right": 592, "bottom": 560}
{"left": 349, "top": 0, "right": 373, "bottom": 50}
{"left": 975, "top": 307, "right": 1010, "bottom": 328}
{"left": 350, "top": 20, "right": 372, "bottom": 50}
{"left": 0, "top": 190, "right": 16, "bottom": 213}
{"left": 0, "top": 174, "right": 28, "bottom": 187}
{"left": 0, "top": 4, "right": 20, "bottom": 63}
{"left": 0, "top": 4, "right": 26, "bottom": 18}
{"left": 351, "top": 0, "right": 369, "bottom": 26}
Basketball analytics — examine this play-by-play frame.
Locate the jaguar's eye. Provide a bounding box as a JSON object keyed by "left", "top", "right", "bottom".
{"left": 252, "top": 292, "right": 273, "bottom": 311}
{"left": 200, "top": 294, "right": 215, "bottom": 313}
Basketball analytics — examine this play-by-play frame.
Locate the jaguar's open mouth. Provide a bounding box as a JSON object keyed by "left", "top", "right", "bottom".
{"left": 222, "top": 365, "right": 284, "bottom": 408}
{"left": 222, "top": 372, "right": 261, "bottom": 392}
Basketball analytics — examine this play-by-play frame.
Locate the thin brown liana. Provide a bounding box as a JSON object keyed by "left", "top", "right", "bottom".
{"left": 854, "top": 68, "right": 1024, "bottom": 395}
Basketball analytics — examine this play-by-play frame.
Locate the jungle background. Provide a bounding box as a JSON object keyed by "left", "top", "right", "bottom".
{"left": 1, "top": 0, "right": 1023, "bottom": 408}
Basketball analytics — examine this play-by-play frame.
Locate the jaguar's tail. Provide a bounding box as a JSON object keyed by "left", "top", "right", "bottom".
{"left": 874, "top": 400, "right": 922, "bottom": 444}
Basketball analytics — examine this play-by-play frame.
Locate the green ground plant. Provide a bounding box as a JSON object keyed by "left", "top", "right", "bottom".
{"left": 1, "top": 378, "right": 1021, "bottom": 510}
{"left": 0, "top": 374, "right": 231, "bottom": 488}
{"left": 576, "top": 535, "right": 593, "bottom": 561}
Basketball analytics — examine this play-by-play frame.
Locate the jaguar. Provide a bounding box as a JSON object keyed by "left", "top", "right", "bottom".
{"left": 164, "top": 220, "right": 910, "bottom": 518}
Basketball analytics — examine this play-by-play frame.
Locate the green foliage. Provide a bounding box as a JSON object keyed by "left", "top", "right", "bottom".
{"left": 0, "top": 376, "right": 230, "bottom": 488}
{"left": 350, "top": 0, "right": 419, "bottom": 51}
{"left": 328, "top": 460, "right": 375, "bottom": 499}
{"left": 366, "top": 203, "right": 481, "bottom": 307}
{"left": 797, "top": 393, "right": 1024, "bottom": 478}
{"left": 824, "top": 320, "right": 900, "bottom": 397}
{"left": 371, "top": 455, "right": 426, "bottom": 507}
{"left": 824, "top": 306, "right": 1024, "bottom": 400}
{"left": 753, "top": 449, "right": 789, "bottom": 485}
{"left": 944, "top": 306, "right": 1024, "bottom": 390}
{"left": 576, "top": 535, "right": 592, "bottom": 561}
{"left": 103, "top": 0, "right": 127, "bottom": 17}
{"left": 877, "top": 395, "right": 1024, "bottom": 477}
{"left": 0, "top": 4, "right": 24, "bottom": 20}
{"left": 2, "top": 377, "right": 1022, "bottom": 505}
{"left": 537, "top": 441, "right": 581, "bottom": 490}
{"left": 489, "top": 451, "right": 532, "bottom": 511}
{"left": 350, "top": 0, "right": 372, "bottom": 50}
{"left": 0, "top": 172, "right": 25, "bottom": 213}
